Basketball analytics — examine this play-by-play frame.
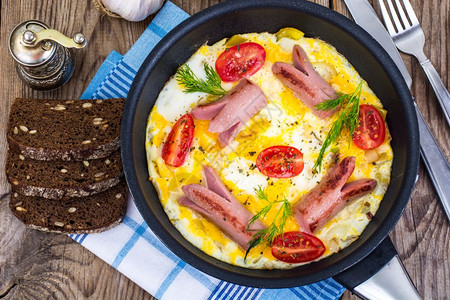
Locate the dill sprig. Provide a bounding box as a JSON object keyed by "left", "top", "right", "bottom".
{"left": 176, "top": 63, "right": 226, "bottom": 96}
{"left": 312, "top": 81, "right": 363, "bottom": 173}
{"left": 244, "top": 186, "right": 293, "bottom": 260}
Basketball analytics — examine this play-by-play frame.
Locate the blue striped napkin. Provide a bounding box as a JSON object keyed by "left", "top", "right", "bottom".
{"left": 71, "top": 2, "right": 346, "bottom": 299}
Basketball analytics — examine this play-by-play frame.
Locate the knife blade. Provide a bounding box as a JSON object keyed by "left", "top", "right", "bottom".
{"left": 343, "top": 0, "right": 412, "bottom": 88}
{"left": 343, "top": 0, "right": 450, "bottom": 220}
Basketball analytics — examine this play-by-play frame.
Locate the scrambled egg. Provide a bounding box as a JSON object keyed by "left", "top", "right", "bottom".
{"left": 145, "top": 31, "right": 393, "bottom": 269}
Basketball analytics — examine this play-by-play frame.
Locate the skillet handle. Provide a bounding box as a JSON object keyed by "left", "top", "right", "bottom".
{"left": 333, "top": 237, "right": 421, "bottom": 300}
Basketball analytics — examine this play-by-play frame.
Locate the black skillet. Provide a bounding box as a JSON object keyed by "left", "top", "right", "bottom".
{"left": 121, "top": 0, "right": 420, "bottom": 296}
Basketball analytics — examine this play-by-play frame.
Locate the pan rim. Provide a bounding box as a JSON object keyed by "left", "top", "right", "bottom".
{"left": 121, "top": 0, "right": 419, "bottom": 288}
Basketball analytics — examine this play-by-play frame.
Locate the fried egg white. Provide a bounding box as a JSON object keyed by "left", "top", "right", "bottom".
{"left": 145, "top": 31, "right": 393, "bottom": 269}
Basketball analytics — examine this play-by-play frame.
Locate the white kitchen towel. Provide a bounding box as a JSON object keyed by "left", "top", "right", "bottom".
{"left": 72, "top": 2, "right": 346, "bottom": 299}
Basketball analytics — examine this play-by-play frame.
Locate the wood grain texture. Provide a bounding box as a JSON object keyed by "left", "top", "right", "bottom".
{"left": 335, "top": 0, "right": 450, "bottom": 299}
{"left": 0, "top": 0, "right": 448, "bottom": 299}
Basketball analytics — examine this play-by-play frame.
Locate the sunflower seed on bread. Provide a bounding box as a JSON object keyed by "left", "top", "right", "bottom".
{"left": 6, "top": 150, "right": 123, "bottom": 200}
{"left": 10, "top": 180, "right": 128, "bottom": 234}
{"left": 7, "top": 98, "right": 125, "bottom": 161}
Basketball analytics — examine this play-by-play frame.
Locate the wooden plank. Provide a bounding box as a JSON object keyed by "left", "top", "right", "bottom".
{"left": 0, "top": 0, "right": 156, "bottom": 298}
{"left": 334, "top": 0, "right": 450, "bottom": 299}
{"left": 0, "top": 0, "right": 448, "bottom": 299}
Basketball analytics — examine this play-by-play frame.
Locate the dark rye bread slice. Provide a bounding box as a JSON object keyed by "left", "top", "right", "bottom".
{"left": 6, "top": 150, "right": 123, "bottom": 200}
{"left": 10, "top": 180, "right": 128, "bottom": 234}
{"left": 7, "top": 98, "right": 124, "bottom": 161}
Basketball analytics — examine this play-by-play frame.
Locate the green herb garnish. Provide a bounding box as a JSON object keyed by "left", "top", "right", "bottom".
{"left": 312, "top": 81, "right": 363, "bottom": 173}
{"left": 176, "top": 63, "right": 226, "bottom": 96}
{"left": 244, "top": 186, "right": 293, "bottom": 260}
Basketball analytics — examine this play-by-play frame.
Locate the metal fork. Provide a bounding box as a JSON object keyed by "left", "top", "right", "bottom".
{"left": 378, "top": 0, "right": 450, "bottom": 127}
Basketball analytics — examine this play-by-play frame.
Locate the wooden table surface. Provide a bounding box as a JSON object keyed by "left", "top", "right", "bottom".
{"left": 0, "top": 0, "right": 448, "bottom": 299}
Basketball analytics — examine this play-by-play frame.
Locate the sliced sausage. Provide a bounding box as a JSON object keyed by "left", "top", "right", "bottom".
{"left": 294, "top": 156, "right": 366, "bottom": 233}
{"left": 179, "top": 167, "right": 265, "bottom": 249}
{"left": 191, "top": 78, "right": 267, "bottom": 146}
{"left": 208, "top": 78, "right": 267, "bottom": 133}
{"left": 218, "top": 122, "right": 243, "bottom": 147}
{"left": 202, "top": 165, "right": 235, "bottom": 201}
{"left": 190, "top": 97, "right": 227, "bottom": 120}
{"left": 339, "top": 179, "right": 378, "bottom": 203}
{"left": 306, "top": 178, "right": 377, "bottom": 233}
{"left": 272, "top": 45, "right": 337, "bottom": 119}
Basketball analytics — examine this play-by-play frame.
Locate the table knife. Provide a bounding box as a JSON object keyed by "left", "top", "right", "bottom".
{"left": 343, "top": 0, "right": 450, "bottom": 221}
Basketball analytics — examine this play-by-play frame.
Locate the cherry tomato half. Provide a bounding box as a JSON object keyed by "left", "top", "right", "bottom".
{"left": 256, "top": 146, "right": 304, "bottom": 178}
{"left": 161, "top": 114, "right": 195, "bottom": 167}
{"left": 271, "top": 231, "right": 326, "bottom": 263}
{"left": 215, "top": 42, "right": 266, "bottom": 82}
{"left": 352, "top": 104, "right": 386, "bottom": 150}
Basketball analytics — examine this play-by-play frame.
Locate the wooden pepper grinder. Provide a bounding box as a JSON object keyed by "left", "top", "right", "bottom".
{"left": 8, "top": 20, "right": 87, "bottom": 90}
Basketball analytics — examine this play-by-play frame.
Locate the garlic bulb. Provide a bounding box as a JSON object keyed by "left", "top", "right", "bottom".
{"left": 95, "top": 0, "right": 165, "bottom": 22}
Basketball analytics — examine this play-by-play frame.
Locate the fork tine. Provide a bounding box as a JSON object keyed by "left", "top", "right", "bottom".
{"left": 394, "top": 0, "right": 411, "bottom": 27}
{"left": 378, "top": 0, "right": 397, "bottom": 35}
{"left": 401, "top": 0, "right": 420, "bottom": 25}
{"left": 386, "top": 0, "right": 404, "bottom": 31}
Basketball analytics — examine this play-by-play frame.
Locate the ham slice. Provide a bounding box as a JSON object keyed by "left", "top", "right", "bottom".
{"left": 178, "top": 166, "right": 265, "bottom": 249}
{"left": 272, "top": 44, "right": 337, "bottom": 119}
{"left": 191, "top": 78, "right": 268, "bottom": 146}
{"left": 294, "top": 157, "right": 377, "bottom": 233}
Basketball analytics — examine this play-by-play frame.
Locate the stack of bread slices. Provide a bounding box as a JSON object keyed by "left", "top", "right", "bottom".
{"left": 6, "top": 98, "right": 127, "bottom": 233}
